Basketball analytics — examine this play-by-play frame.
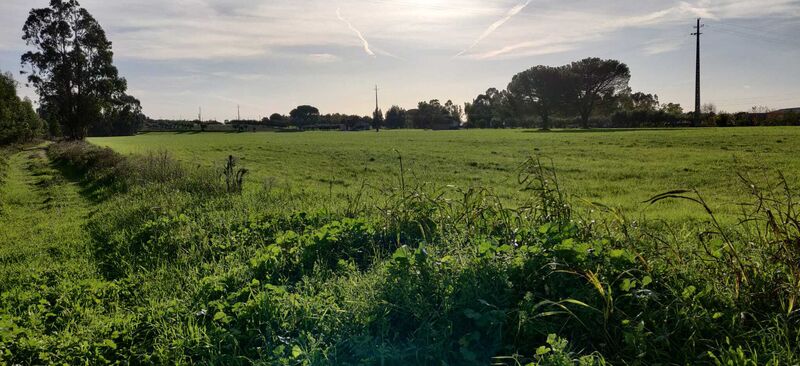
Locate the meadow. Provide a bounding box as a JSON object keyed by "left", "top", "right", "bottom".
{"left": 1, "top": 127, "right": 798, "bottom": 365}
{"left": 92, "top": 127, "right": 800, "bottom": 221}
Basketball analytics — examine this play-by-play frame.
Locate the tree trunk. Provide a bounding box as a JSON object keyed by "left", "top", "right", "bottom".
{"left": 580, "top": 111, "right": 590, "bottom": 129}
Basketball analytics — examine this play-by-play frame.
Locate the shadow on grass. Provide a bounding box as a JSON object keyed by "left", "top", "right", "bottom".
{"left": 136, "top": 130, "right": 201, "bottom": 135}
{"left": 521, "top": 128, "right": 691, "bottom": 133}
{"left": 49, "top": 160, "right": 123, "bottom": 204}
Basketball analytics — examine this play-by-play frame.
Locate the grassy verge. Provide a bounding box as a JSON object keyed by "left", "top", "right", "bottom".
{"left": 1, "top": 141, "right": 798, "bottom": 365}
{"left": 0, "top": 147, "right": 135, "bottom": 364}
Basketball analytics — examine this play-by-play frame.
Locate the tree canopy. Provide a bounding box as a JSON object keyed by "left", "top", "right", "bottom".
{"left": 372, "top": 108, "right": 383, "bottom": 132}
{"left": 507, "top": 65, "right": 573, "bottom": 130}
{"left": 1, "top": 72, "right": 45, "bottom": 145}
{"left": 289, "top": 105, "right": 320, "bottom": 130}
{"left": 412, "top": 100, "right": 461, "bottom": 129}
{"left": 568, "top": 58, "right": 631, "bottom": 128}
{"left": 21, "top": 0, "right": 139, "bottom": 139}
{"left": 465, "top": 88, "right": 514, "bottom": 128}
{"left": 384, "top": 106, "right": 407, "bottom": 129}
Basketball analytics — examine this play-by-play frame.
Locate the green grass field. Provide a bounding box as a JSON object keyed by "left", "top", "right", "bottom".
{"left": 2, "top": 128, "right": 798, "bottom": 365}
{"left": 92, "top": 127, "right": 800, "bottom": 221}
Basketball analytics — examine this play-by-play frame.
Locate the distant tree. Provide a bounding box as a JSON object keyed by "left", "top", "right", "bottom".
{"left": 0, "top": 71, "right": 45, "bottom": 145}
{"left": 507, "top": 65, "right": 571, "bottom": 130}
{"left": 360, "top": 115, "right": 373, "bottom": 129}
{"left": 289, "top": 105, "right": 319, "bottom": 130}
{"left": 444, "top": 100, "right": 463, "bottom": 123}
{"left": 88, "top": 94, "right": 144, "bottom": 136}
{"left": 372, "top": 108, "right": 383, "bottom": 132}
{"left": 466, "top": 89, "right": 494, "bottom": 128}
{"left": 715, "top": 113, "right": 733, "bottom": 127}
{"left": 21, "top": 0, "right": 137, "bottom": 140}
{"left": 318, "top": 113, "right": 372, "bottom": 130}
{"left": 267, "top": 113, "right": 288, "bottom": 127}
{"left": 751, "top": 105, "right": 772, "bottom": 114}
{"left": 384, "top": 106, "right": 407, "bottom": 129}
{"left": 625, "top": 92, "right": 660, "bottom": 112}
{"left": 660, "top": 102, "right": 684, "bottom": 116}
{"left": 319, "top": 113, "right": 343, "bottom": 127}
{"left": 414, "top": 100, "right": 454, "bottom": 129}
{"left": 466, "top": 88, "right": 517, "bottom": 128}
{"left": 341, "top": 115, "right": 362, "bottom": 130}
{"left": 702, "top": 103, "right": 717, "bottom": 114}
{"left": 566, "top": 58, "right": 630, "bottom": 129}
{"left": 733, "top": 112, "right": 752, "bottom": 126}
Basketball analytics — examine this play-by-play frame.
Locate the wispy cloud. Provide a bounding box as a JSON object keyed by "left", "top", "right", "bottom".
{"left": 336, "top": 7, "right": 375, "bottom": 57}
{"left": 208, "top": 71, "right": 271, "bottom": 81}
{"left": 468, "top": 36, "right": 579, "bottom": 60}
{"left": 457, "top": 0, "right": 532, "bottom": 56}
{"left": 467, "top": 1, "right": 723, "bottom": 60}
{"left": 642, "top": 38, "right": 687, "bottom": 55}
{"left": 307, "top": 53, "right": 341, "bottom": 63}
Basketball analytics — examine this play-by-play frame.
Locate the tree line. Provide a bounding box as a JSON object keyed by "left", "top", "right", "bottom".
{"left": 149, "top": 100, "right": 464, "bottom": 132}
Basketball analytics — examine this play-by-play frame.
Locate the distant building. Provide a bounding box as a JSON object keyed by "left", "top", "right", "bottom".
{"left": 430, "top": 119, "right": 461, "bottom": 130}
{"left": 342, "top": 120, "right": 372, "bottom": 131}
{"left": 769, "top": 107, "right": 800, "bottom": 116}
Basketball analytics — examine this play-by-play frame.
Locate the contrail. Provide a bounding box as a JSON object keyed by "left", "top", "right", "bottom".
{"left": 457, "top": 0, "right": 532, "bottom": 56}
{"left": 336, "top": 8, "right": 376, "bottom": 57}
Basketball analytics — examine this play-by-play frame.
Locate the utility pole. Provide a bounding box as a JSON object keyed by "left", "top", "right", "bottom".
{"left": 374, "top": 85, "right": 379, "bottom": 112}
{"left": 237, "top": 105, "right": 241, "bottom": 121}
{"left": 198, "top": 106, "right": 202, "bottom": 122}
{"left": 692, "top": 18, "right": 703, "bottom": 127}
{"left": 373, "top": 84, "right": 381, "bottom": 132}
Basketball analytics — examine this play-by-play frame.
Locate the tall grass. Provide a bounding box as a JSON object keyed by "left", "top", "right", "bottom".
{"left": 0, "top": 148, "right": 8, "bottom": 214}
{"left": 1, "top": 141, "right": 797, "bottom": 365}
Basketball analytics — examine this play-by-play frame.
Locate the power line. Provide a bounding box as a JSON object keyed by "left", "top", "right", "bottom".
{"left": 712, "top": 25, "right": 800, "bottom": 49}
{"left": 721, "top": 96, "right": 800, "bottom": 107}
{"left": 714, "top": 20, "right": 797, "bottom": 40}
{"left": 713, "top": 94, "right": 800, "bottom": 102}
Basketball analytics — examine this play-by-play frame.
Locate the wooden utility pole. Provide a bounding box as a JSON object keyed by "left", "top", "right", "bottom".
{"left": 374, "top": 85, "right": 381, "bottom": 132}
{"left": 692, "top": 18, "right": 703, "bottom": 126}
{"left": 374, "top": 85, "right": 379, "bottom": 111}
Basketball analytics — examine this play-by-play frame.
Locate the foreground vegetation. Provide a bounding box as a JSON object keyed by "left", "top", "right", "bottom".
{"left": 1, "top": 133, "right": 799, "bottom": 364}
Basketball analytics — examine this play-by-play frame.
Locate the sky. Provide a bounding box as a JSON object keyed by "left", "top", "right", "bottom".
{"left": 0, "top": 0, "right": 799, "bottom": 120}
